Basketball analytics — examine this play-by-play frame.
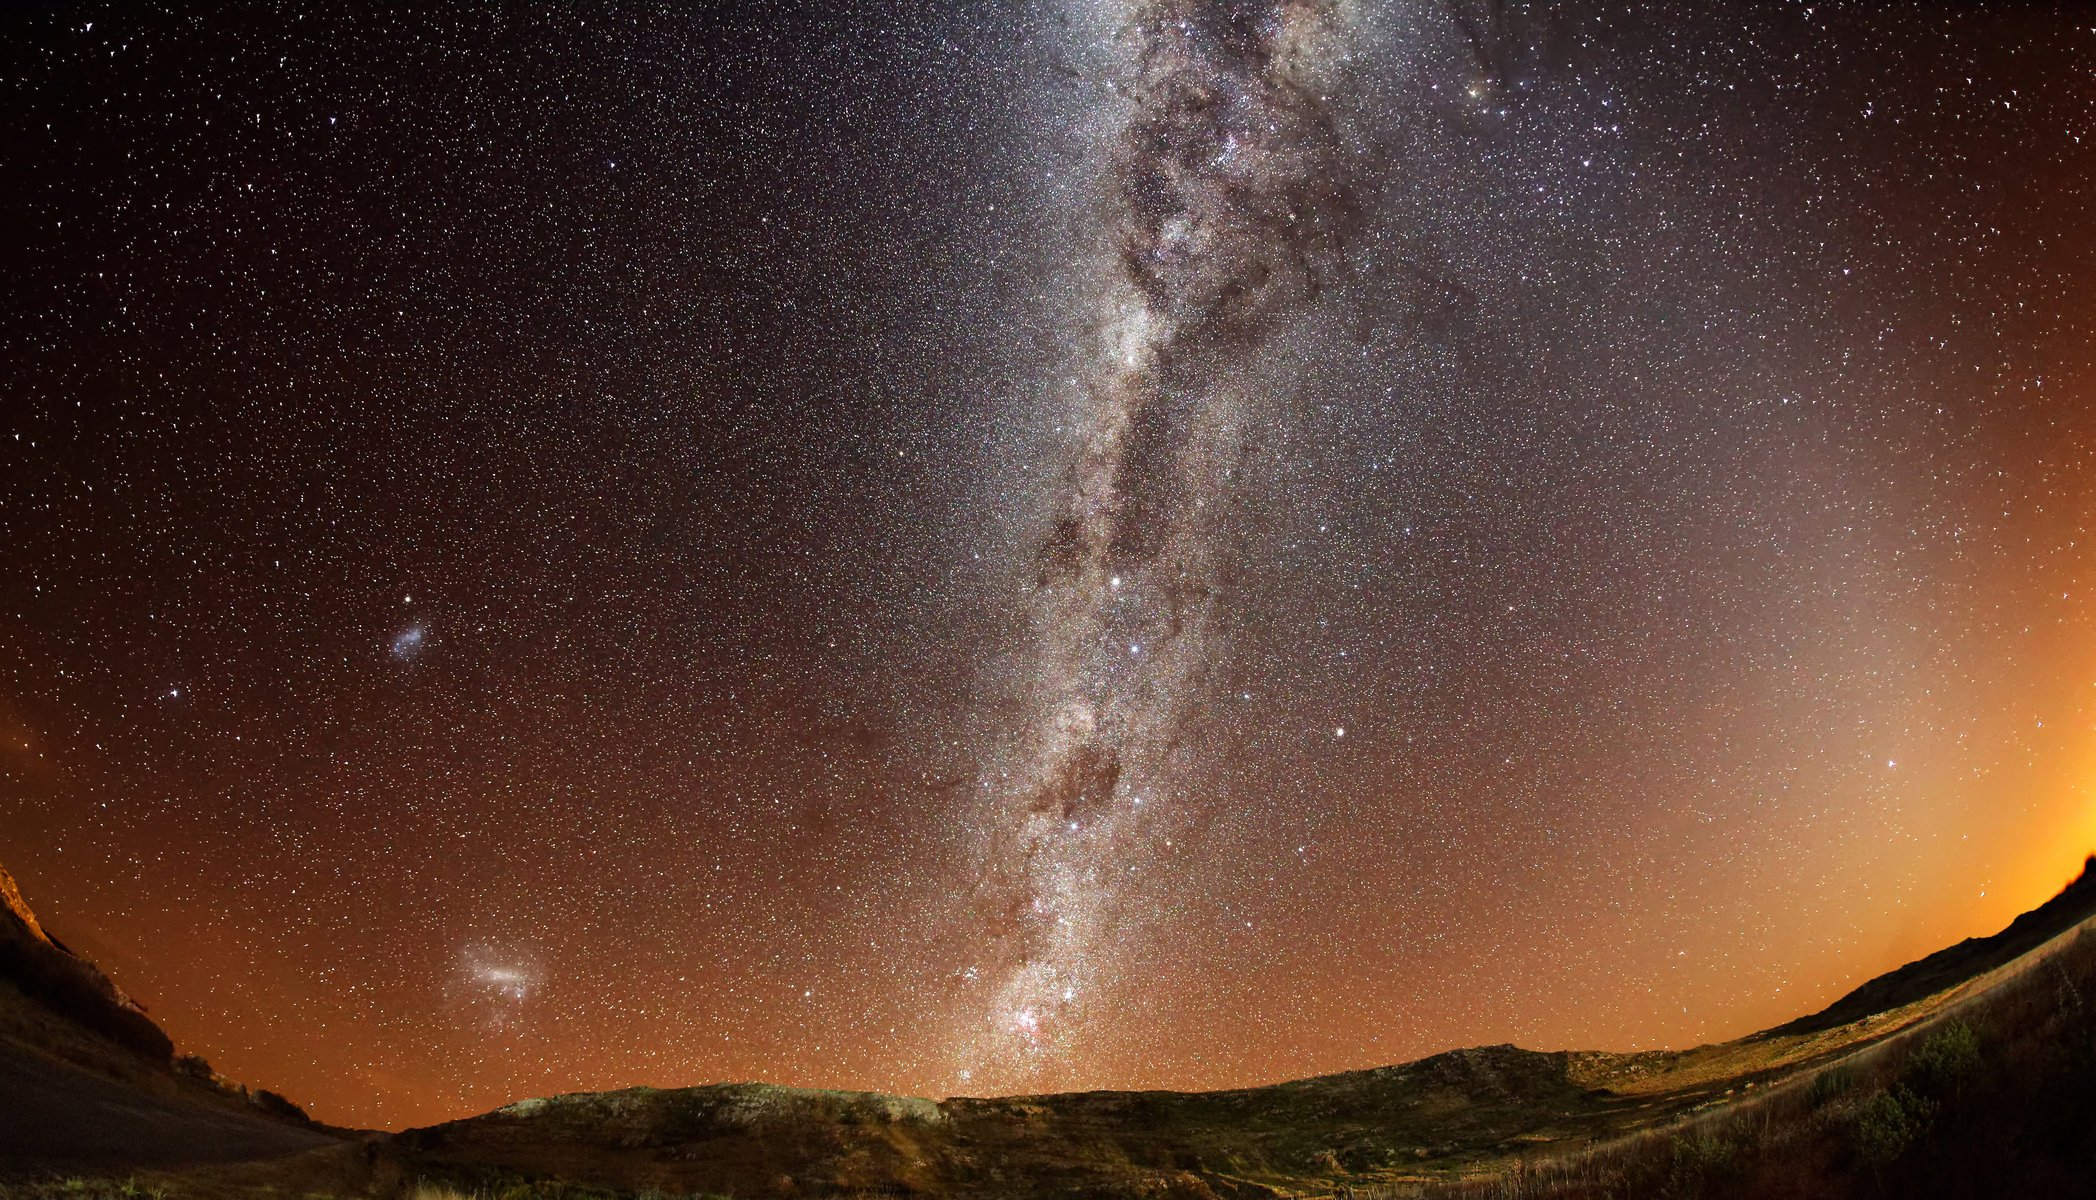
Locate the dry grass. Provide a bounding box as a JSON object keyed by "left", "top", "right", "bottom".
{"left": 0, "top": 1177, "right": 731, "bottom": 1200}
{"left": 397, "top": 1183, "right": 729, "bottom": 1200}
{"left": 12, "top": 914, "right": 2092, "bottom": 1200}
{"left": 0, "top": 1181, "right": 169, "bottom": 1200}
{"left": 1339, "top": 921, "right": 2096, "bottom": 1200}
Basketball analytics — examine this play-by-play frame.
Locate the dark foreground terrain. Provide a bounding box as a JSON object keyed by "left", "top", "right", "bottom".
{"left": 3, "top": 859, "right": 2095, "bottom": 1200}
{"left": 0, "top": 865, "right": 336, "bottom": 1177}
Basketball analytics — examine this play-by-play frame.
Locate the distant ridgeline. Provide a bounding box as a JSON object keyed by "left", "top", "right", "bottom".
{"left": 0, "top": 859, "right": 312, "bottom": 1124}
{"left": 0, "top": 862, "right": 172, "bottom": 1061}
{"left": 1771, "top": 855, "right": 2096, "bottom": 1036}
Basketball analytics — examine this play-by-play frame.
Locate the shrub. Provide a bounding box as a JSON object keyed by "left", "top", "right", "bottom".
{"left": 1906, "top": 1019, "right": 1981, "bottom": 1096}
{"left": 1852, "top": 1085, "right": 1935, "bottom": 1168}
{"left": 1665, "top": 1128, "right": 1739, "bottom": 1193}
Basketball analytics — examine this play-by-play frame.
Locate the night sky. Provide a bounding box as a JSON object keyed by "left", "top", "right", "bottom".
{"left": 3, "top": 2, "right": 2094, "bottom": 1132}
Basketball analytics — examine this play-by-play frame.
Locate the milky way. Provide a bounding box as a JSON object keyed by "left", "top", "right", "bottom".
{"left": 963, "top": 0, "right": 1362, "bottom": 1079}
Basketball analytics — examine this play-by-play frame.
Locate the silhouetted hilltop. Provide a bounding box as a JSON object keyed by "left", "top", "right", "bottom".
{"left": 1770, "top": 855, "right": 2096, "bottom": 1036}
{"left": 0, "top": 861, "right": 172, "bottom": 1061}
{"left": 0, "top": 861, "right": 334, "bottom": 1173}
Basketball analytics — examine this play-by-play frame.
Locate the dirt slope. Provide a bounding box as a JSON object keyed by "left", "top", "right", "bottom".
{"left": 0, "top": 863, "right": 338, "bottom": 1174}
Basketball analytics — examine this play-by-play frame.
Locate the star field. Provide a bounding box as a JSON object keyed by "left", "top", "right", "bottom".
{"left": 2, "top": 2, "right": 2094, "bottom": 1131}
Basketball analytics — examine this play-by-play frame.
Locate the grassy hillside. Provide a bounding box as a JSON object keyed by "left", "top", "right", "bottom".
{"left": 1770, "top": 854, "right": 2096, "bottom": 1037}
{"left": 1406, "top": 921, "right": 2096, "bottom": 1199}
{"left": 6, "top": 861, "right": 2096, "bottom": 1198}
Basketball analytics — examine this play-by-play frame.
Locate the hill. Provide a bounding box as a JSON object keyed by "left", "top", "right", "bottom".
{"left": 5, "top": 859, "right": 2096, "bottom": 1198}
{"left": 0, "top": 862, "right": 337, "bottom": 1175}
{"left": 1769, "top": 855, "right": 2096, "bottom": 1035}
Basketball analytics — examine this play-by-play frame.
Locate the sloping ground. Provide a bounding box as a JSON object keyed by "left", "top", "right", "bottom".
{"left": 5, "top": 858, "right": 2096, "bottom": 1198}
{"left": 0, "top": 1011, "right": 335, "bottom": 1172}
{"left": 1769, "top": 854, "right": 2096, "bottom": 1036}
{"left": 1413, "top": 917, "right": 2096, "bottom": 1199}
{"left": 0, "top": 863, "right": 171, "bottom": 1063}
{"left": 393, "top": 1045, "right": 1651, "bottom": 1198}
{"left": 0, "top": 864, "right": 339, "bottom": 1175}
{"left": 378, "top": 1011, "right": 1985, "bottom": 1200}
{"left": 381, "top": 863, "right": 2096, "bottom": 1199}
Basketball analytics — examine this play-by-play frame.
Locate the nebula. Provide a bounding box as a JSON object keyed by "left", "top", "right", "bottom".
{"left": 962, "top": 0, "right": 1357, "bottom": 1083}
